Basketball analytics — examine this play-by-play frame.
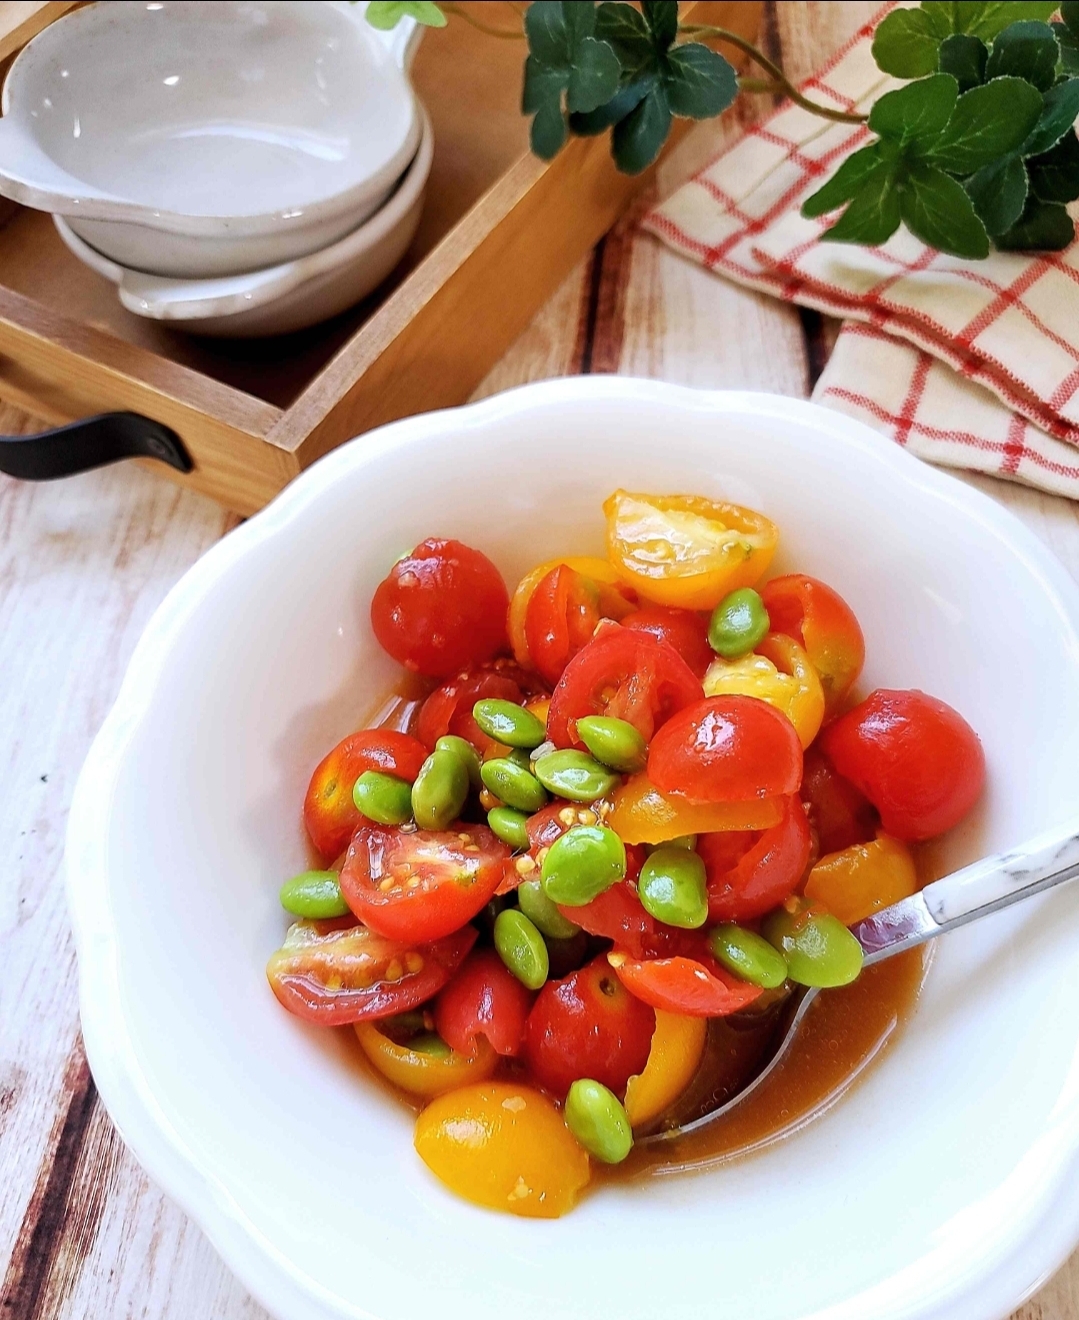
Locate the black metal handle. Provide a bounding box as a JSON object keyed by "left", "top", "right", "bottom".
{"left": 0, "top": 411, "right": 192, "bottom": 481}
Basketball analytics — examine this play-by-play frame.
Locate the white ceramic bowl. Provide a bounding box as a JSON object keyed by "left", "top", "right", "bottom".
{"left": 53, "top": 107, "right": 433, "bottom": 338}
{"left": 66, "top": 379, "right": 1079, "bottom": 1320}
{"left": 0, "top": 1, "right": 422, "bottom": 277}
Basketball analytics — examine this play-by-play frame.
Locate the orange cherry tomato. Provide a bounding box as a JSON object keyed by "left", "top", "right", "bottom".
{"left": 607, "top": 773, "right": 783, "bottom": 845}
{"left": 609, "top": 950, "right": 763, "bottom": 1018}
{"left": 800, "top": 746, "right": 879, "bottom": 854}
{"left": 761, "top": 574, "right": 865, "bottom": 717}
{"left": 624, "top": 1010, "right": 708, "bottom": 1128}
{"left": 508, "top": 555, "right": 635, "bottom": 668}
{"left": 354, "top": 1022, "right": 498, "bottom": 1098}
{"left": 604, "top": 490, "right": 778, "bottom": 610}
{"left": 702, "top": 632, "right": 825, "bottom": 748}
{"left": 622, "top": 605, "right": 714, "bottom": 678}
{"left": 803, "top": 833, "right": 918, "bottom": 926}
{"left": 699, "top": 794, "right": 812, "bottom": 921}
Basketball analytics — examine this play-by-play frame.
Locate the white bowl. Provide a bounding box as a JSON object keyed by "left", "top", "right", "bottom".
{"left": 0, "top": 1, "right": 422, "bottom": 277}
{"left": 53, "top": 106, "right": 433, "bottom": 338}
{"left": 66, "top": 379, "right": 1079, "bottom": 1320}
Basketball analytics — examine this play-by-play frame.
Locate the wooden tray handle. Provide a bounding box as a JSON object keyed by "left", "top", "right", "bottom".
{"left": 0, "top": 412, "right": 192, "bottom": 481}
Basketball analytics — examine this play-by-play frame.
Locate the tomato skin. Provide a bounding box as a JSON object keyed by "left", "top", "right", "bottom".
{"left": 622, "top": 606, "right": 713, "bottom": 678}
{"left": 611, "top": 950, "right": 763, "bottom": 1017}
{"left": 524, "top": 955, "right": 656, "bottom": 1097}
{"left": 803, "top": 833, "right": 917, "bottom": 926}
{"left": 355, "top": 1022, "right": 498, "bottom": 1097}
{"left": 607, "top": 772, "right": 784, "bottom": 845}
{"left": 508, "top": 556, "right": 636, "bottom": 668}
{"left": 561, "top": 874, "right": 692, "bottom": 962}
{"left": 303, "top": 729, "right": 429, "bottom": 860}
{"left": 525, "top": 566, "right": 598, "bottom": 687}
{"left": 370, "top": 539, "right": 510, "bottom": 678}
{"left": 623, "top": 1010, "right": 708, "bottom": 1128}
{"left": 800, "top": 746, "right": 878, "bottom": 854}
{"left": 340, "top": 823, "right": 511, "bottom": 942}
{"left": 702, "top": 632, "right": 825, "bottom": 749}
{"left": 699, "top": 794, "right": 812, "bottom": 921}
{"left": 648, "top": 695, "right": 803, "bottom": 803}
{"left": 435, "top": 948, "right": 534, "bottom": 1057}
{"left": 415, "top": 659, "right": 544, "bottom": 755}
{"left": 820, "top": 689, "right": 985, "bottom": 841}
{"left": 762, "top": 574, "right": 865, "bottom": 716}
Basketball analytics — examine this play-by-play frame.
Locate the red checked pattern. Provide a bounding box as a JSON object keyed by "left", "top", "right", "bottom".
{"left": 640, "top": 3, "right": 1079, "bottom": 499}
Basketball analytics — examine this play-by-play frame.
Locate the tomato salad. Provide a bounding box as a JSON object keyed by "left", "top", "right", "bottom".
{"left": 267, "top": 489, "right": 985, "bottom": 1218}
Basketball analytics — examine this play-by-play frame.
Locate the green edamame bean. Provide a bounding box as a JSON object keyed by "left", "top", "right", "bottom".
{"left": 488, "top": 805, "right": 530, "bottom": 850}
{"left": 409, "top": 1032, "right": 453, "bottom": 1058}
{"left": 637, "top": 847, "right": 709, "bottom": 929}
{"left": 353, "top": 770, "right": 413, "bottom": 825}
{"left": 480, "top": 758, "right": 548, "bottom": 813}
{"left": 506, "top": 748, "right": 533, "bottom": 771}
{"left": 411, "top": 748, "right": 469, "bottom": 830}
{"left": 533, "top": 749, "right": 620, "bottom": 803}
{"left": 761, "top": 900, "right": 864, "bottom": 988}
{"left": 517, "top": 878, "right": 581, "bottom": 940}
{"left": 575, "top": 715, "right": 648, "bottom": 774}
{"left": 435, "top": 735, "right": 482, "bottom": 790}
{"left": 708, "top": 587, "right": 770, "bottom": 658}
{"left": 541, "top": 825, "right": 625, "bottom": 906}
{"left": 564, "top": 1078, "right": 633, "bottom": 1164}
{"left": 494, "top": 908, "right": 549, "bottom": 990}
{"left": 279, "top": 870, "right": 350, "bottom": 919}
{"left": 473, "top": 698, "right": 547, "bottom": 749}
{"left": 708, "top": 922, "right": 788, "bottom": 989}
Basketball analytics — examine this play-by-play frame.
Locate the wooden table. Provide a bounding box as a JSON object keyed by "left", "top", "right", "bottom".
{"left": 2, "top": 3, "right": 1078, "bottom": 1316}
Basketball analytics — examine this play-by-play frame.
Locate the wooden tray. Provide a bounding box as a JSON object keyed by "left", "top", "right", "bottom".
{"left": 0, "top": 0, "right": 761, "bottom": 514}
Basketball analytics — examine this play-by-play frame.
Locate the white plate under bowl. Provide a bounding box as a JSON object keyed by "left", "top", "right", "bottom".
{"left": 66, "top": 379, "right": 1079, "bottom": 1320}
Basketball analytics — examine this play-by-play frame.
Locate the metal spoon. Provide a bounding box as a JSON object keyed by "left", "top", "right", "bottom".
{"left": 642, "top": 821, "right": 1079, "bottom": 1144}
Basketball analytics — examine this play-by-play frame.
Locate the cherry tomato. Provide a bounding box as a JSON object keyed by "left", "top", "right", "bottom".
{"left": 622, "top": 605, "right": 713, "bottom": 678}
{"left": 354, "top": 1022, "right": 498, "bottom": 1098}
{"left": 340, "top": 823, "right": 511, "bottom": 942}
{"left": 415, "top": 659, "right": 544, "bottom": 755}
{"left": 371, "top": 538, "right": 510, "bottom": 678}
{"left": 820, "top": 689, "right": 986, "bottom": 841}
{"left": 609, "top": 949, "right": 763, "bottom": 1017}
{"left": 524, "top": 565, "right": 605, "bottom": 686}
{"left": 803, "top": 833, "right": 917, "bottom": 926}
{"left": 562, "top": 875, "right": 690, "bottom": 961}
{"left": 699, "top": 794, "right": 812, "bottom": 921}
{"left": 524, "top": 955, "right": 656, "bottom": 1096}
{"left": 303, "top": 729, "right": 429, "bottom": 860}
{"left": 435, "top": 948, "right": 534, "bottom": 1057}
{"left": 800, "top": 746, "right": 879, "bottom": 854}
{"left": 702, "top": 632, "right": 825, "bottom": 748}
{"left": 647, "top": 696, "right": 803, "bottom": 803}
{"left": 266, "top": 919, "right": 476, "bottom": 1025}
{"left": 761, "top": 574, "right": 865, "bottom": 716}
{"left": 604, "top": 490, "right": 778, "bottom": 610}
{"left": 546, "top": 625, "right": 703, "bottom": 750}
{"left": 508, "top": 555, "right": 636, "bottom": 668}
{"left": 607, "top": 772, "right": 784, "bottom": 844}
{"left": 623, "top": 1010, "right": 708, "bottom": 1128}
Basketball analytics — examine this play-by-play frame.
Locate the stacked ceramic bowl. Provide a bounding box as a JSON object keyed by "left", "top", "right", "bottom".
{"left": 0, "top": 1, "right": 432, "bottom": 336}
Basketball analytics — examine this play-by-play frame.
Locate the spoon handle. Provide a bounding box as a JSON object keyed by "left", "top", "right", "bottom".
{"left": 850, "top": 823, "right": 1079, "bottom": 964}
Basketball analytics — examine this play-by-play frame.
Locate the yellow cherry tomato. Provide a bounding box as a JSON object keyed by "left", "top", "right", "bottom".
{"left": 803, "top": 834, "right": 917, "bottom": 926}
{"left": 525, "top": 695, "right": 551, "bottom": 726}
{"left": 702, "top": 632, "right": 825, "bottom": 748}
{"left": 603, "top": 490, "right": 778, "bottom": 610}
{"left": 624, "top": 1011, "right": 707, "bottom": 1129}
{"left": 355, "top": 1023, "right": 498, "bottom": 1099}
{"left": 414, "top": 1082, "right": 590, "bottom": 1218}
{"left": 608, "top": 773, "right": 783, "bottom": 845}
{"left": 508, "top": 556, "right": 635, "bottom": 667}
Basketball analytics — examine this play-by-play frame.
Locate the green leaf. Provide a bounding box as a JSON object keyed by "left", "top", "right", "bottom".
{"left": 938, "top": 33, "right": 988, "bottom": 91}
{"left": 984, "top": 20, "right": 1059, "bottom": 90}
{"left": 872, "top": 7, "right": 941, "bottom": 77}
{"left": 611, "top": 82, "right": 671, "bottom": 172}
{"left": 801, "top": 142, "right": 889, "bottom": 217}
{"left": 920, "top": 3, "right": 958, "bottom": 39}
{"left": 641, "top": 0, "right": 678, "bottom": 50}
{"left": 1021, "top": 77, "right": 1079, "bottom": 155}
{"left": 364, "top": 0, "right": 445, "bottom": 29}
{"left": 522, "top": 56, "right": 565, "bottom": 114}
{"left": 523, "top": 1, "right": 621, "bottom": 155}
{"left": 1053, "top": 20, "right": 1079, "bottom": 77}
{"left": 1064, "top": 2, "right": 1079, "bottom": 39}
{"left": 567, "top": 36, "right": 622, "bottom": 113}
{"left": 664, "top": 42, "right": 738, "bottom": 118}
{"left": 962, "top": 3, "right": 1058, "bottom": 41}
{"left": 899, "top": 160, "right": 991, "bottom": 257}
{"left": 965, "top": 153, "right": 1028, "bottom": 234}
{"left": 595, "top": 1, "right": 653, "bottom": 78}
{"left": 996, "top": 195, "right": 1075, "bottom": 248}
{"left": 929, "top": 76, "right": 1043, "bottom": 172}
{"left": 569, "top": 78, "right": 653, "bottom": 135}
{"left": 869, "top": 74, "right": 958, "bottom": 147}
{"left": 821, "top": 165, "right": 903, "bottom": 246}
{"left": 526, "top": 0, "right": 578, "bottom": 65}
{"left": 531, "top": 97, "right": 568, "bottom": 159}
{"left": 1027, "top": 129, "right": 1079, "bottom": 201}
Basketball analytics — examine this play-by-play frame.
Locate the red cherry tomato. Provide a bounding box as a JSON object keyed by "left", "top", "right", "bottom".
{"left": 371, "top": 539, "right": 510, "bottom": 678}
{"left": 562, "top": 873, "right": 693, "bottom": 961}
{"left": 611, "top": 951, "right": 763, "bottom": 1017}
{"left": 820, "top": 689, "right": 985, "bottom": 841}
{"left": 340, "top": 823, "right": 511, "bottom": 942}
{"left": 647, "top": 695, "right": 803, "bottom": 803}
{"left": 435, "top": 948, "right": 534, "bottom": 1057}
{"left": 622, "top": 606, "right": 713, "bottom": 678}
{"left": 761, "top": 574, "right": 865, "bottom": 716}
{"left": 699, "top": 794, "right": 812, "bottom": 921}
{"left": 524, "top": 955, "right": 655, "bottom": 1096}
{"left": 546, "top": 625, "right": 704, "bottom": 750}
{"left": 800, "top": 746, "right": 879, "bottom": 854}
{"left": 303, "top": 729, "right": 429, "bottom": 860}
{"left": 266, "top": 919, "right": 476, "bottom": 1025}
{"left": 415, "top": 659, "right": 544, "bottom": 755}
{"left": 525, "top": 565, "right": 617, "bottom": 687}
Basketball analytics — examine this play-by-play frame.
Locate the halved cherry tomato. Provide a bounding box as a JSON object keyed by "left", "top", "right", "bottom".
{"left": 303, "top": 729, "right": 429, "bottom": 860}
{"left": 508, "top": 555, "right": 636, "bottom": 669}
{"left": 524, "top": 564, "right": 637, "bottom": 686}
{"left": 803, "top": 833, "right": 917, "bottom": 926}
{"left": 415, "top": 659, "right": 544, "bottom": 755}
{"left": 524, "top": 955, "right": 655, "bottom": 1096}
{"left": 266, "top": 919, "right": 476, "bottom": 1025}
{"left": 604, "top": 490, "right": 778, "bottom": 610}
{"left": 699, "top": 794, "right": 812, "bottom": 921}
{"left": 354, "top": 1021, "right": 498, "bottom": 1098}
{"left": 762, "top": 574, "right": 865, "bottom": 716}
{"left": 623, "top": 1010, "right": 708, "bottom": 1128}
{"left": 622, "top": 605, "right": 714, "bottom": 678}
{"left": 435, "top": 948, "right": 534, "bottom": 1057}
{"left": 340, "top": 823, "right": 511, "bottom": 942}
{"left": 702, "top": 632, "right": 825, "bottom": 748}
{"left": 561, "top": 876, "right": 689, "bottom": 961}
{"left": 820, "top": 689, "right": 985, "bottom": 841}
{"left": 648, "top": 696, "right": 803, "bottom": 803}
{"left": 800, "top": 746, "right": 878, "bottom": 854}
{"left": 609, "top": 949, "right": 763, "bottom": 1017}
{"left": 546, "top": 625, "right": 703, "bottom": 749}
{"left": 607, "top": 772, "right": 783, "bottom": 845}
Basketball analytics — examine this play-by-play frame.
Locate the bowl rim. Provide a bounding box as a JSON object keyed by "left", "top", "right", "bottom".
{"left": 64, "top": 377, "right": 1079, "bottom": 1320}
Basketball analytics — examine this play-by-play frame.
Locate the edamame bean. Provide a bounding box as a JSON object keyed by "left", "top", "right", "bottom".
{"left": 480, "top": 758, "right": 548, "bottom": 813}
{"left": 494, "top": 908, "right": 549, "bottom": 990}
{"left": 708, "top": 922, "right": 788, "bottom": 989}
{"left": 473, "top": 698, "right": 547, "bottom": 749}
{"left": 762, "top": 900, "right": 864, "bottom": 987}
{"left": 409, "top": 1032, "right": 453, "bottom": 1058}
{"left": 708, "top": 587, "right": 770, "bottom": 658}
{"left": 353, "top": 770, "right": 413, "bottom": 825}
{"left": 435, "top": 735, "right": 482, "bottom": 790}
{"left": 637, "top": 847, "right": 709, "bottom": 928}
{"left": 488, "top": 805, "right": 531, "bottom": 850}
{"left": 575, "top": 715, "right": 648, "bottom": 774}
{"left": 533, "top": 749, "right": 620, "bottom": 802}
{"left": 564, "top": 1079, "right": 633, "bottom": 1164}
{"left": 411, "top": 748, "right": 469, "bottom": 830}
{"left": 279, "top": 870, "right": 350, "bottom": 919}
{"left": 506, "top": 748, "right": 533, "bottom": 771}
{"left": 517, "top": 877, "right": 581, "bottom": 939}
{"left": 541, "top": 825, "right": 625, "bottom": 906}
